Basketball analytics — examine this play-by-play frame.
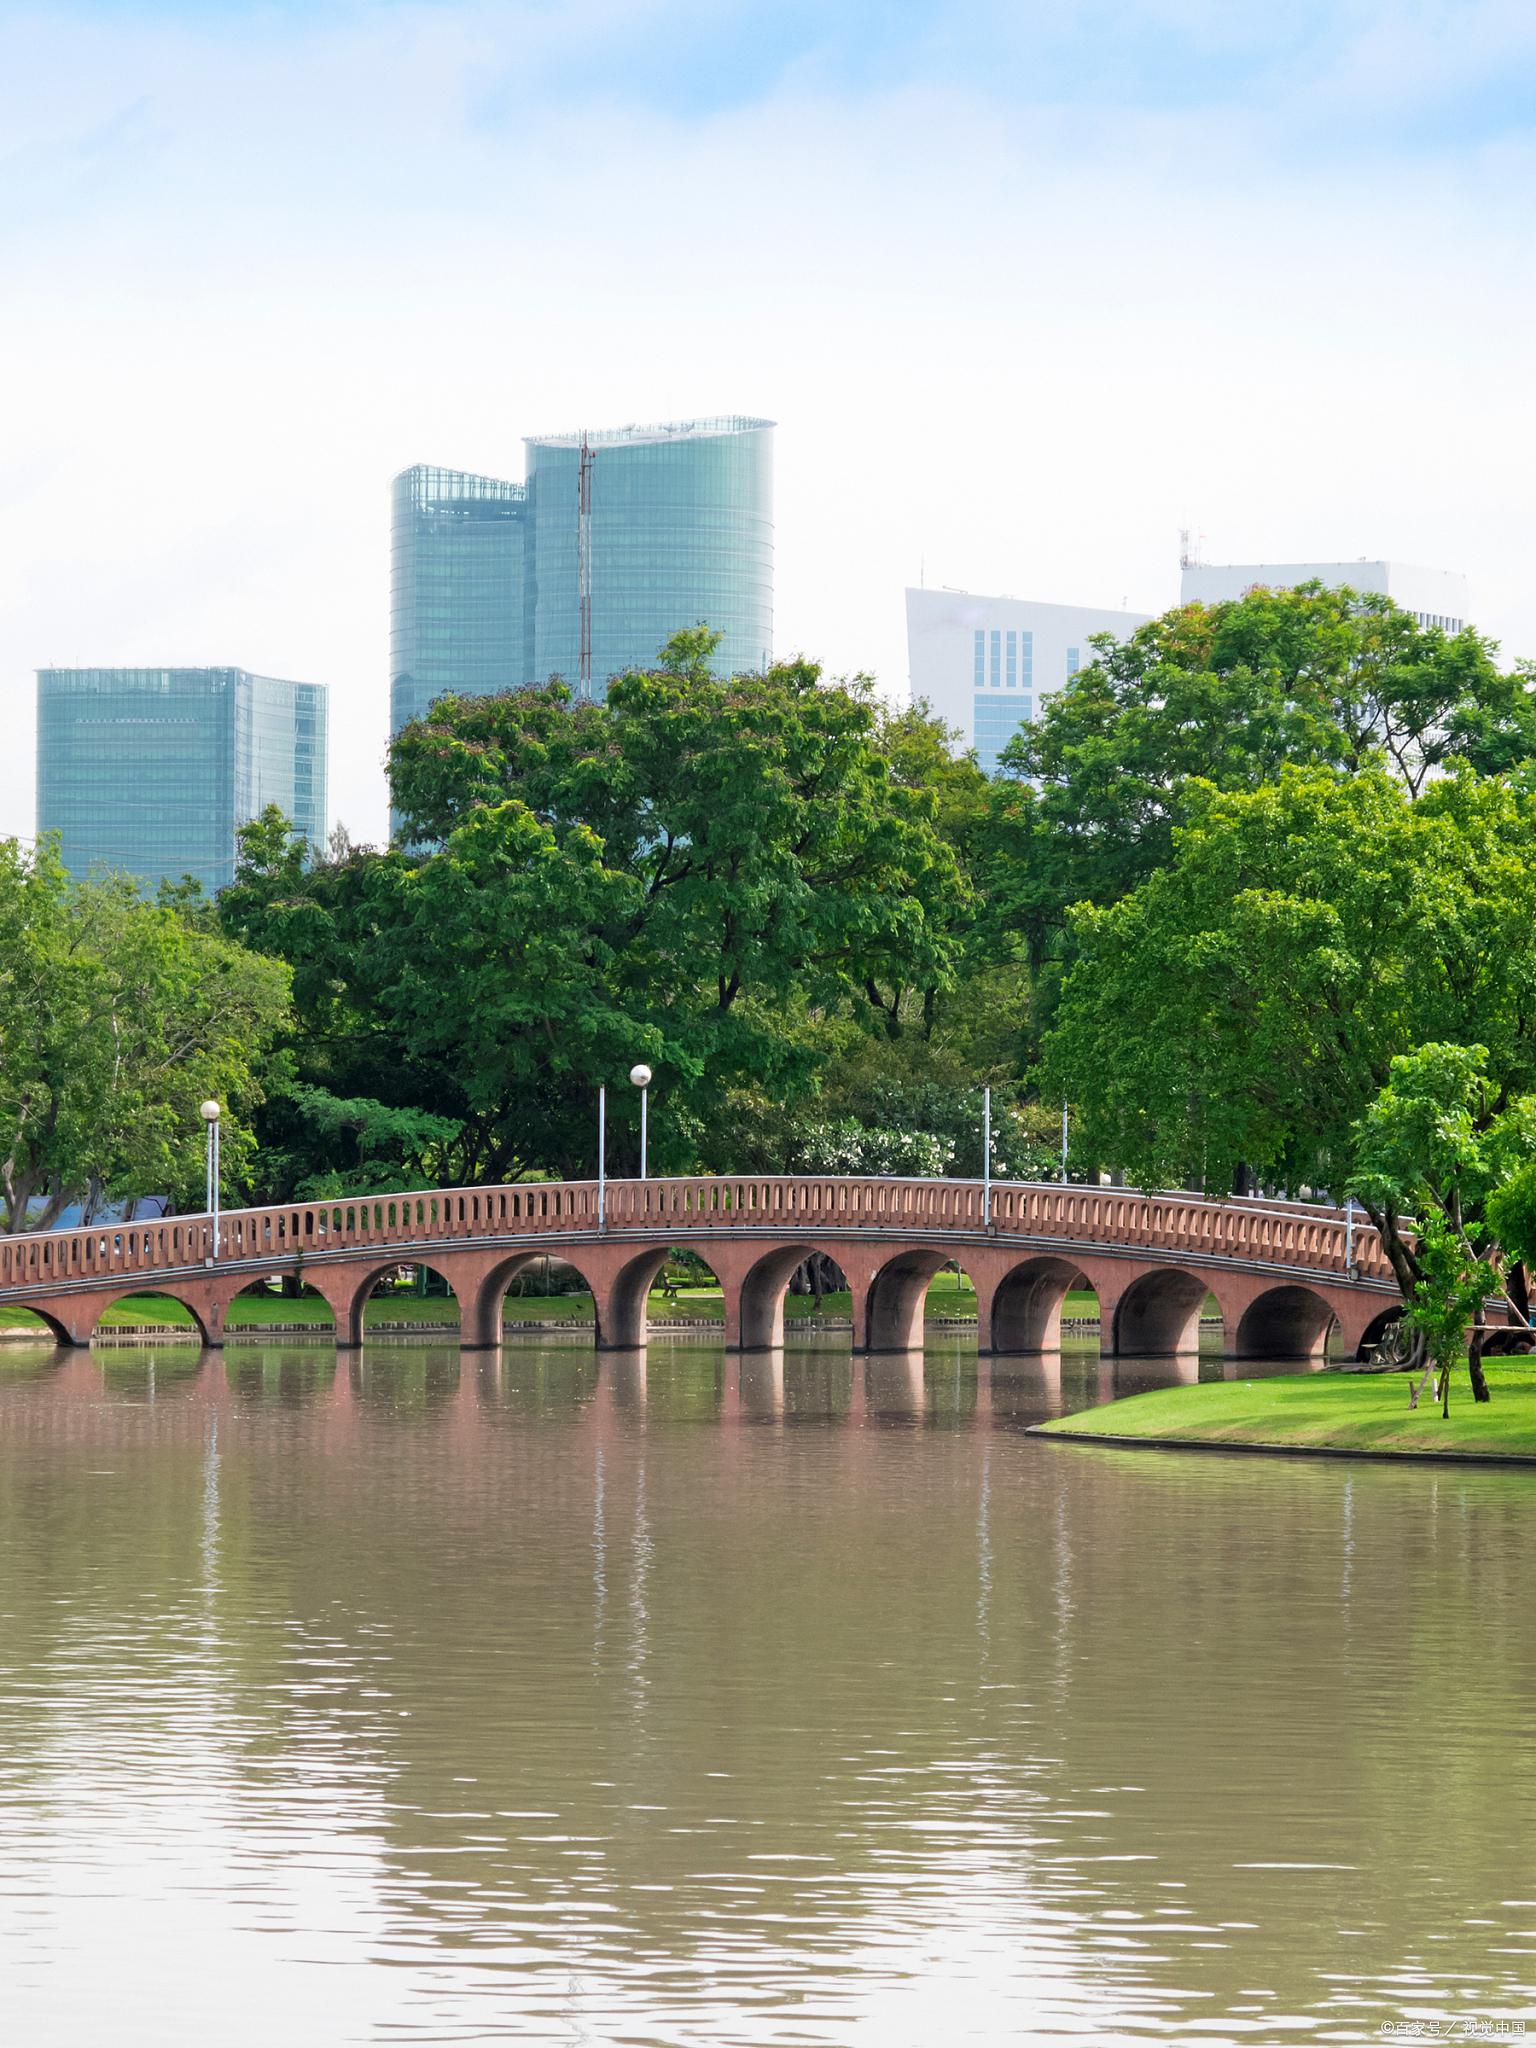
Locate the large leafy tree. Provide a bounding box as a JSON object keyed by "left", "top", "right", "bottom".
{"left": 988, "top": 584, "right": 1536, "bottom": 968}
{"left": 1038, "top": 767, "right": 1536, "bottom": 1208}
{"left": 390, "top": 629, "right": 965, "bottom": 1032}
{"left": 223, "top": 802, "right": 654, "bottom": 1186}
{"left": 0, "top": 840, "right": 290, "bottom": 1229}
{"left": 225, "top": 638, "right": 970, "bottom": 1193}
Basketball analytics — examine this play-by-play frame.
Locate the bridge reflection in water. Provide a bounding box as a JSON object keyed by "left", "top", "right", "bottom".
{"left": 20, "top": 1337, "right": 1315, "bottom": 1447}
{"left": 0, "top": 1175, "right": 1423, "bottom": 1360}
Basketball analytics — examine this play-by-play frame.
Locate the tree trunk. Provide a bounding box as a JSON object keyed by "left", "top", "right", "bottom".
{"left": 1511, "top": 1260, "right": 1532, "bottom": 1322}
{"left": 1360, "top": 1200, "right": 1422, "bottom": 1305}
{"left": 1468, "top": 1347, "right": 1490, "bottom": 1403}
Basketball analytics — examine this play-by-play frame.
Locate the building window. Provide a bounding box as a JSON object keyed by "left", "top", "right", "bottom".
{"left": 1067, "top": 646, "right": 1081, "bottom": 676}
{"left": 973, "top": 629, "right": 985, "bottom": 687}
{"left": 972, "top": 689, "right": 1031, "bottom": 774}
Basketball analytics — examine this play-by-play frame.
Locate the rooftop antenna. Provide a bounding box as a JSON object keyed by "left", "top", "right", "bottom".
{"left": 577, "top": 430, "right": 594, "bottom": 697}
{"left": 1179, "top": 524, "right": 1206, "bottom": 571}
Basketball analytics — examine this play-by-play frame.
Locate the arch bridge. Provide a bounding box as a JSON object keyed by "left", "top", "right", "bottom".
{"left": 0, "top": 1176, "right": 1412, "bottom": 1361}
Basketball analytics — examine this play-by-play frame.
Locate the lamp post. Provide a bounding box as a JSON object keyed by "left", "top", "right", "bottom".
{"left": 597, "top": 1084, "right": 607, "bottom": 1231}
{"left": 200, "top": 1099, "right": 221, "bottom": 1260}
{"left": 629, "top": 1065, "right": 653, "bottom": 1179}
{"left": 982, "top": 1085, "right": 992, "bottom": 1228}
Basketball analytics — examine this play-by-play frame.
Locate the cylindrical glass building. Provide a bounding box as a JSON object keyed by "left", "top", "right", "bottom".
{"left": 390, "top": 465, "right": 528, "bottom": 736}
{"left": 525, "top": 416, "right": 773, "bottom": 695}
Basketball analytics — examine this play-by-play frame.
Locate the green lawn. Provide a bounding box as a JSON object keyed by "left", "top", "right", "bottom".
{"left": 1034, "top": 1360, "right": 1536, "bottom": 1460}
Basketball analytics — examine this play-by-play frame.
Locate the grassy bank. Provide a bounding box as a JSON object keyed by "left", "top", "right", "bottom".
{"left": 1033, "top": 1360, "right": 1536, "bottom": 1460}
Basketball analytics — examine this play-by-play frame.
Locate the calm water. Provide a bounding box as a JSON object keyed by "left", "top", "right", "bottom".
{"left": 0, "top": 1333, "right": 1533, "bottom": 2047}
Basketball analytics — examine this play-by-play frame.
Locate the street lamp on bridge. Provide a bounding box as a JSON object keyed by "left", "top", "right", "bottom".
{"left": 200, "top": 1099, "right": 221, "bottom": 1260}
{"left": 630, "top": 1065, "right": 653, "bottom": 1179}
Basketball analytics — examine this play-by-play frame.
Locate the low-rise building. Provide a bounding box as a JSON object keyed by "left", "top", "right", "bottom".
{"left": 905, "top": 588, "right": 1151, "bottom": 773}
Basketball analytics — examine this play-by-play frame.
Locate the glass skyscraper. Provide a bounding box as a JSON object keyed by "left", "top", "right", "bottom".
{"left": 36, "top": 667, "right": 328, "bottom": 894}
{"left": 388, "top": 415, "right": 773, "bottom": 742}
{"left": 389, "top": 465, "right": 528, "bottom": 736}
{"left": 525, "top": 416, "right": 773, "bottom": 694}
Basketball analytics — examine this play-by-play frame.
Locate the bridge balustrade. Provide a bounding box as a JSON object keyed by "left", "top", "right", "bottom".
{"left": 0, "top": 1175, "right": 1394, "bottom": 1299}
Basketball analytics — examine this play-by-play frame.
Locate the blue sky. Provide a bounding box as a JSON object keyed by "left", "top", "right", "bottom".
{"left": 23, "top": 0, "right": 1536, "bottom": 135}
{"left": 1, "top": 0, "right": 1533, "bottom": 840}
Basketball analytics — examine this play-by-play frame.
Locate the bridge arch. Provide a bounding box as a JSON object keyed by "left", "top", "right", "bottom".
{"left": 1232, "top": 1283, "right": 1337, "bottom": 1361}
{"left": 728, "top": 1244, "right": 848, "bottom": 1351}
{"left": 989, "top": 1255, "right": 1090, "bottom": 1355}
{"left": 87, "top": 1287, "right": 212, "bottom": 1346}
{"left": 860, "top": 1246, "right": 966, "bottom": 1352}
{"left": 602, "top": 1244, "right": 742, "bottom": 1349}
{"left": 1112, "top": 1267, "right": 1207, "bottom": 1357}
{"left": 2, "top": 1301, "right": 75, "bottom": 1346}
{"left": 227, "top": 1276, "right": 336, "bottom": 1336}
{"left": 477, "top": 1249, "right": 601, "bottom": 1347}
{"left": 338, "top": 1259, "right": 461, "bottom": 1350}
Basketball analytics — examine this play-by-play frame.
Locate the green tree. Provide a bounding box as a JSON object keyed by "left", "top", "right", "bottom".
{"left": 1039, "top": 768, "right": 1536, "bottom": 1211}
{"left": 223, "top": 801, "right": 653, "bottom": 1186}
{"left": 0, "top": 839, "right": 290, "bottom": 1229}
{"left": 1350, "top": 1044, "right": 1536, "bottom": 1401}
{"left": 390, "top": 630, "right": 965, "bottom": 1036}
{"left": 1396, "top": 1216, "right": 1496, "bottom": 1416}
{"left": 246, "top": 1084, "right": 463, "bottom": 1203}
{"left": 992, "top": 584, "right": 1536, "bottom": 967}
{"left": 1487, "top": 1162, "right": 1536, "bottom": 1290}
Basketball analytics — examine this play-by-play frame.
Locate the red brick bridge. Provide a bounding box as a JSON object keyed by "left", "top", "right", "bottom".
{"left": 0, "top": 1177, "right": 1411, "bottom": 1360}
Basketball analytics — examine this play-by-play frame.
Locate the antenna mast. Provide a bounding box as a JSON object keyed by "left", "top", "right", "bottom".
{"left": 577, "top": 431, "right": 594, "bottom": 697}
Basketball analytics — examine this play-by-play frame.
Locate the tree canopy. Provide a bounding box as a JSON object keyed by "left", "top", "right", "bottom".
{"left": 223, "top": 636, "right": 975, "bottom": 1192}
{"left": 0, "top": 840, "right": 290, "bottom": 1230}
{"left": 990, "top": 583, "right": 1536, "bottom": 965}
{"left": 1038, "top": 766, "right": 1536, "bottom": 1202}
{"left": 1349, "top": 1043, "right": 1536, "bottom": 1397}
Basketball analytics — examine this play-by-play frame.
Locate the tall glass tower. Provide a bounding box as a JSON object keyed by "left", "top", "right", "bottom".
{"left": 389, "top": 465, "right": 528, "bottom": 735}
{"left": 388, "top": 418, "right": 774, "bottom": 751}
{"left": 36, "top": 667, "right": 328, "bottom": 894}
{"left": 525, "top": 416, "right": 773, "bottom": 695}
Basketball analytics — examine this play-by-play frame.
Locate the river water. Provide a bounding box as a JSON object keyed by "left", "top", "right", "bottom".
{"left": 0, "top": 1332, "right": 1532, "bottom": 2046}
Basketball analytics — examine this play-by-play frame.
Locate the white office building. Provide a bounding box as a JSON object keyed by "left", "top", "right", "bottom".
{"left": 905, "top": 588, "right": 1151, "bottom": 774}
{"left": 1180, "top": 559, "right": 1468, "bottom": 633}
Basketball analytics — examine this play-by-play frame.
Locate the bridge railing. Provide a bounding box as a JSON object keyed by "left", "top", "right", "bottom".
{"left": 0, "top": 1176, "right": 1394, "bottom": 1295}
